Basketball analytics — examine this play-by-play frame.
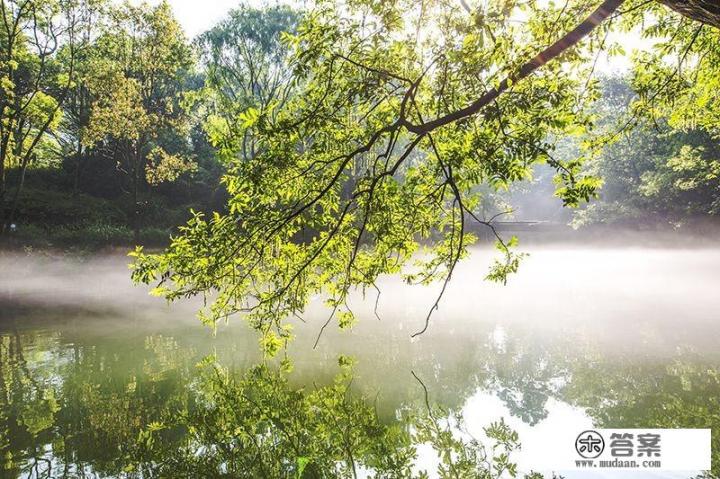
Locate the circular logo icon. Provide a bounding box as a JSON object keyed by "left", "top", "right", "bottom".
{"left": 575, "top": 430, "right": 605, "bottom": 459}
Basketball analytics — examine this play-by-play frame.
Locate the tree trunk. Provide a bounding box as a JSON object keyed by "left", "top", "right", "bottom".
{"left": 73, "top": 140, "right": 83, "bottom": 195}
{"left": 133, "top": 143, "right": 141, "bottom": 246}
{"left": 0, "top": 130, "right": 10, "bottom": 236}
{"left": 659, "top": 0, "right": 720, "bottom": 29}
{"left": 407, "top": 0, "right": 626, "bottom": 134}
{"left": 0, "top": 158, "right": 5, "bottom": 237}
{"left": 6, "top": 154, "right": 34, "bottom": 231}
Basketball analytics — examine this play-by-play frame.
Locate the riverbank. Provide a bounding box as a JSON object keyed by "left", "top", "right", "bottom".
{"left": 3, "top": 219, "right": 720, "bottom": 259}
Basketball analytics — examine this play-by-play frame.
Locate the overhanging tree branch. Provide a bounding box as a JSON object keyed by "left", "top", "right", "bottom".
{"left": 132, "top": 0, "right": 720, "bottom": 350}
{"left": 405, "top": 0, "right": 626, "bottom": 135}
{"left": 659, "top": 0, "right": 720, "bottom": 29}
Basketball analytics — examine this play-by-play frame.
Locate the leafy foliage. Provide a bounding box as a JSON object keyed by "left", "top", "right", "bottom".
{"left": 195, "top": 4, "right": 299, "bottom": 162}
{"left": 138, "top": 361, "right": 535, "bottom": 479}
{"left": 0, "top": 0, "right": 91, "bottom": 231}
{"left": 133, "top": 0, "right": 615, "bottom": 346}
{"left": 572, "top": 76, "right": 720, "bottom": 227}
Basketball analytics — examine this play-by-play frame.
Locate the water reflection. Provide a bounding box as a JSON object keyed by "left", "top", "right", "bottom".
{"left": 0, "top": 249, "right": 719, "bottom": 477}
{"left": 0, "top": 317, "right": 717, "bottom": 477}
{"left": 0, "top": 326, "right": 536, "bottom": 478}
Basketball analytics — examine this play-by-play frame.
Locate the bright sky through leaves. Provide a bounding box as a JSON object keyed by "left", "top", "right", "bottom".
{"left": 146, "top": 0, "right": 647, "bottom": 72}
{"left": 134, "top": 0, "right": 297, "bottom": 38}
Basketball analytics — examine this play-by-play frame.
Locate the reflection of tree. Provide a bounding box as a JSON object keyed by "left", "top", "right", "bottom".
{"left": 317, "top": 323, "right": 570, "bottom": 428}
{"left": 0, "top": 319, "right": 543, "bottom": 478}
{"left": 137, "top": 362, "right": 538, "bottom": 479}
{"left": 1, "top": 316, "right": 719, "bottom": 478}
{"left": 0, "top": 327, "right": 196, "bottom": 478}
{"left": 486, "top": 333, "right": 570, "bottom": 427}
{"left": 462, "top": 330, "right": 720, "bottom": 477}
{"left": 0, "top": 329, "right": 61, "bottom": 478}
{"left": 463, "top": 329, "right": 720, "bottom": 477}
{"left": 353, "top": 322, "right": 720, "bottom": 478}
{"left": 562, "top": 352, "right": 720, "bottom": 476}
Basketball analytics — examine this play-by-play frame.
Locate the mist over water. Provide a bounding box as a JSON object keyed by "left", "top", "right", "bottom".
{"left": 1, "top": 239, "right": 719, "bottom": 478}
{"left": 3, "top": 240, "right": 720, "bottom": 342}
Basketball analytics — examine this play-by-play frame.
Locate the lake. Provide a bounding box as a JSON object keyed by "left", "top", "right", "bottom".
{"left": 1, "top": 247, "right": 718, "bottom": 478}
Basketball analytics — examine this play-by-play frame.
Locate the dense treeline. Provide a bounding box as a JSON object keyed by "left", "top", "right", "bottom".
{"left": 0, "top": 0, "right": 718, "bottom": 250}
{"left": 0, "top": 1, "right": 295, "bottom": 248}
{"left": 511, "top": 77, "right": 720, "bottom": 229}
{"left": 574, "top": 77, "right": 720, "bottom": 228}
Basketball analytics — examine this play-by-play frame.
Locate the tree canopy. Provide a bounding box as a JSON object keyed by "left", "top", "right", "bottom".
{"left": 131, "top": 0, "right": 720, "bottom": 352}
{"left": 2, "top": 0, "right": 719, "bottom": 352}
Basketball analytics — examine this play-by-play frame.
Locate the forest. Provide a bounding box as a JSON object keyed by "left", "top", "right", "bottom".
{"left": 1, "top": 0, "right": 720, "bottom": 477}
{"left": 0, "top": 0, "right": 718, "bottom": 252}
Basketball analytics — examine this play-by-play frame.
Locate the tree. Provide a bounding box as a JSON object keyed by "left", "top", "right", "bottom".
{"left": 0, "top": 0, "right": 90, "bottom": 235}
{"left": 52, "top": 0, "right": 107, "bottom": 196}
{"left": 195, "top": 5, "right": 299, "bottom": 164}
{"left": 572, "top": 78, "right": 720, "bottom": 228}
{"left": 84, "top": 1, "right": 196, "bottom": 244}
{"left": 136, "top": 362, "right": 532, "bottom": 479}
{"left": 133, "top": 0, "right": 720, "bottom": 351}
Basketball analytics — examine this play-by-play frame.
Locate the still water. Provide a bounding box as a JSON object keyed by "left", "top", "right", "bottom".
{"left": 1, "top": 247, "right": 719, "bottom": 478}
